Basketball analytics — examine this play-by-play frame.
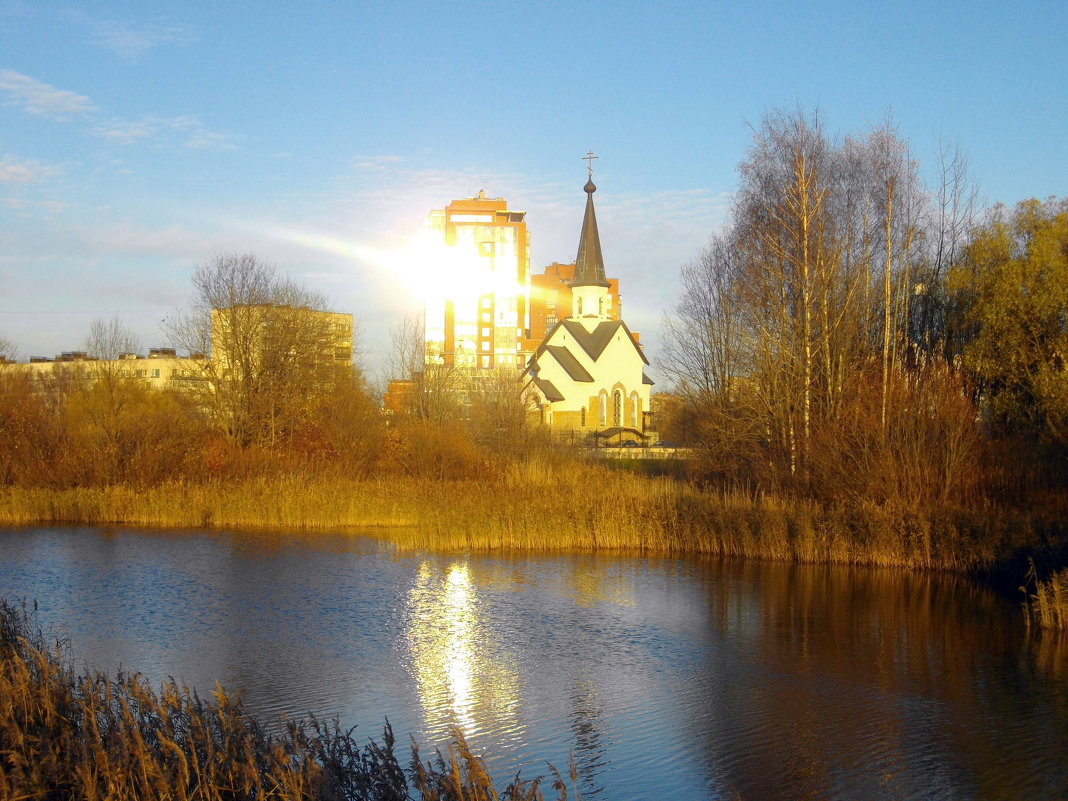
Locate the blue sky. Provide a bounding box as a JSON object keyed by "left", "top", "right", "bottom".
{"left": 2, "top": 0, "right": 1066, "bottom": 381}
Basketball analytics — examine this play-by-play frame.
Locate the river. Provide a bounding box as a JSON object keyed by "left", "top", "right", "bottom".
{"left": 1, "top": 525, "right": 1065, "bottom": 799}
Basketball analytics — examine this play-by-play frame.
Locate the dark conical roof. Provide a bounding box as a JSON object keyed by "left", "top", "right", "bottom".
{"left": 570, "top": 178, "right": 611, "bottom": 288}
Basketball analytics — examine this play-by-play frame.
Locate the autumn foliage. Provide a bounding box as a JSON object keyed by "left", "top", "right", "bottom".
{"left": 662, "top": 109, "right": 1068, "bottom": 523}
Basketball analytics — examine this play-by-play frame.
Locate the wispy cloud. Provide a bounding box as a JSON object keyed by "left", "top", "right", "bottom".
{"left": 0, "top": 70, "right": 95, "bottom": 120}
{"left": 91, "top": 114, "right": 238, "bottom": 150}
{"left": 91, "top": 118, "right": 160, "bottom": 145}
{"left": 0, "top": 197, "right": 71, "bottom": 220}
{"left": 184, "top": 130, "right": 238, "bottom": 151}
{"left": 353, "top": 155, "right": 405, "bottom": 171}
{"left": 87, "top": 17, "right": 197, "bottom": 61}
{"left": 52, "top": 9, "right": 197, "bottom": 61}
{"left": 0, "top": 155, "right": 61, "bottom": 184}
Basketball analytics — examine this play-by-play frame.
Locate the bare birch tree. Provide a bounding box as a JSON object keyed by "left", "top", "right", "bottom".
{"left": 916, "top": 139, "right": 979, "bottom": 356}
{"left": 664, "top": 106, "right": 954, "bottom": 497}
{"left": 730, "top": 108, "right": 839, "bottom": 480}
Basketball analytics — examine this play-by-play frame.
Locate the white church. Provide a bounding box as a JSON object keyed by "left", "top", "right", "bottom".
{"left": 524, "top": 172, "right": 654, "bottom": 441}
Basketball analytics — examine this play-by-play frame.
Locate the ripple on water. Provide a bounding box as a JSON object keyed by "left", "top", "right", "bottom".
{"left": 1, "top": 528, "right": 1067, "bottom": 800}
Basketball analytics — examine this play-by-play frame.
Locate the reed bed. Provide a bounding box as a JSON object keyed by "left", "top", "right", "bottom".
{"left": 0, "top": 458, "right": 1010, "bottom": 570}
{"left": 0, "top": 479, "right": 417, "bottom": 531}
{"left": 0, "top": 473, "right": 993, "bottom": 571}
{"left": 1024, "top": 565, "right": 1068, "bottom": 631}
{"left": 0, "top": 598, "right": 577, "bottom": 801}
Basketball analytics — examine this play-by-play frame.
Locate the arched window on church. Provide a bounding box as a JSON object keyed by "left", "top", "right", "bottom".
{"left": 613, "top": 390, "right": 622, "bottom": 426}
{"left": 580, "top": 406, "right": 586, "bottom": 427}
{"left": 630, "top": 393, "right": 640, "bottom": 427}
{"left": 576, "top": 296, "right": 583, "bottom": 316}
{"left": 599, "top": 393, "right": 607, "bottom": 426}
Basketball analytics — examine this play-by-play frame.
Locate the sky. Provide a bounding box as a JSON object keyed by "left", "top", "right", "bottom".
{"left": 2, "top": 0, "right": 1066, "bottom": 383}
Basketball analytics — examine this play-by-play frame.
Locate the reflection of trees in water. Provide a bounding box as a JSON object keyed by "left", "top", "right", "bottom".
{"left": 680, "top": 559, "right": 1068, "bottom": 799}
{"left": 568, "top": 676, "right": 609, "bottom": 797}
{"left": 1032, "top": 632, "right": 1068, "bottom": 684}
{"left": 558, "top": 559, "right": 637, "bottom": 609}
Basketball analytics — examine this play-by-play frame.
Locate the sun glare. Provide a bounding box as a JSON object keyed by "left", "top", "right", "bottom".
{"left": 406, "top": 559, "right": 521, "bottom": 740}
{"left": 276, "top": 226, "right": 525, "bottom": 322}
{"left": 392, "top": 229, "right": 524, "bottom": 311}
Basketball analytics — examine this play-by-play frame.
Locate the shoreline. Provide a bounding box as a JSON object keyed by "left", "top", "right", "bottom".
{"left": 1, "top": 470, "right": 1057, "bottom": 574}
{"left": 3, "top": 467, "right": 1066, "bottom": 632}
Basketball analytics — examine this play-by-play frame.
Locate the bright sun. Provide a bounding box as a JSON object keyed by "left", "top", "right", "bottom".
{"left": 392, "top": 228, "right": 523, "bottom": 313}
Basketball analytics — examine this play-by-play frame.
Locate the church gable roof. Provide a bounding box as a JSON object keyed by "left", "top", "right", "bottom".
{"left": 545, "top": 344, "right": 594, "bottom": 382}
{"left": 558, "top": 319, "right": 649, "bottom": 366}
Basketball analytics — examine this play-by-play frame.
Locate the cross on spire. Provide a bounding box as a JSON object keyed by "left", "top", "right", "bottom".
{"left": 582, "top": 149, "right": 598, "bottom": 177}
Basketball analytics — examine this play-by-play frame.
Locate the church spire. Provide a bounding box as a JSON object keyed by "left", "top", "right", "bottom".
{"left": 570, "top": 152, "right": 611, "bottom": 290}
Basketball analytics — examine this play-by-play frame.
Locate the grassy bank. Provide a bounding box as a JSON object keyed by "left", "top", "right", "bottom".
{"left": 0, "top": 599, "right": 576, "bottom": 801}
{"left": 1, "top": 458, "right": 1051, "bottom": 573}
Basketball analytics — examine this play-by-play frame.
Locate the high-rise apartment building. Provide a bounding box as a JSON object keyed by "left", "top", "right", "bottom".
{"left": 424, "top": 191, "right": 530, "bottom": 370}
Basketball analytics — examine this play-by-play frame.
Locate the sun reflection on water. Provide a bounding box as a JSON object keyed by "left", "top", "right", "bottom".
{"left": 406, "top": 559, "right": 520, "bottom": 740}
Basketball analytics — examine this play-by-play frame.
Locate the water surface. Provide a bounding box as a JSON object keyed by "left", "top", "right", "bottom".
{"left": 1, "top": 525, "right": 1065, "bottom": 799}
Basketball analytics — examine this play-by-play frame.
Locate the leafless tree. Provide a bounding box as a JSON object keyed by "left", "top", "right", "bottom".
{"left": 661, "top": 235, "right": 741, "bottom": 403}
{"left": 729, "top": 107, "right": 838, "bottom": 478}
{"left": 0, "top": 334, "right": 16, "bottom": 364}
{"left": 387, "top": 314, "right": 426, "bottom": 386}
{"left": 468, "top": 367, "right": 529, "bottom": 454}
{"left": 915, "top": 138, "right": 979, "bottom": 356}
{"left": 164, "top": 253, "right": 349, "bottom": 447}
{"left": 386, "top": 313, "right": 473, "bottom": 425}
{"left": 665, "top": 106, "right": 952, "bottom": 496}
{"left": 84, "top": 316, "right": 140, "bottom": 362}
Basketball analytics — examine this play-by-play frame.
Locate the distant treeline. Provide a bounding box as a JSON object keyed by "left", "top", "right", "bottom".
{"left": 660, "top": 108, "right": 1068, "bottom": 521}
{"left": 0, "top": 253, "right": 541, "bottom": 489}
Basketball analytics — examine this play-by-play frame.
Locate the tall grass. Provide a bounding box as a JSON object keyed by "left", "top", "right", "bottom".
{"left": 1023, "top": 563, "right": 1068, "bottom": 631}
{"left": 0, "top": 457, "right": 1016, "bottom": 571}
{"left": 0, "top": 598, "right": 577, "bottom": 801}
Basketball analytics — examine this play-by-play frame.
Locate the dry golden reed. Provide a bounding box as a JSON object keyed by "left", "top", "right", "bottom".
{"left": 1024, "top": 564, "right": 1068, "bottom": 631}
{"left": 0, "top": 599, "right": 578, "bottom": 801}
{"left": 0, "top": 455, "right": 1004, "bottom": 571}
